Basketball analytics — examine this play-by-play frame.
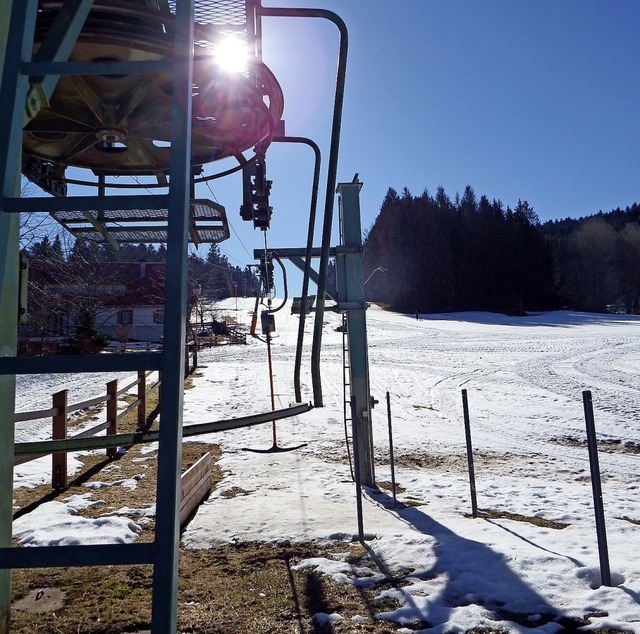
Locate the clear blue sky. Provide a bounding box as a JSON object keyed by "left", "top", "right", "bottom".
{"left": 200, "top": 0, "right": 640, "bottom": 290}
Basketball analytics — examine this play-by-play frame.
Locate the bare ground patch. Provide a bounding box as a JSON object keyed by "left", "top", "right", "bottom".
{"left": 382, "top": 449, "right": 514, "bottom": 473}
{"left": 550, "top": 435, "right": 640, "bottom": 455}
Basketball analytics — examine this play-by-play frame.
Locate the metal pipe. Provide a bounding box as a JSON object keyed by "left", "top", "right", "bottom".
{"left": 15, "top": 402, "right": 313, "bottom": 456}
{"left": 258, "top": 5, "right": 348, "bottom": 407}
{"left": 266, "top": 329, "right": 278, "bottom": 445}
{"left": 386, "top": 391, "right": 397, "bottom": 507}
{"left": 272, "top": 136, "right": 321, "bottom": 402}
{"left": 350, "top": 395, "right": 364, "bottom": 542}
{"left": 461, "top": 389, "right": 478, "bottom": 518}
{"left": 582, "top": 390, "right": 612, "bottom": 587}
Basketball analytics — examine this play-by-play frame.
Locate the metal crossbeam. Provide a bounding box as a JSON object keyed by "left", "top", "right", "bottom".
{"left": 14, "top": 402, "right": 312, "bottom": 455}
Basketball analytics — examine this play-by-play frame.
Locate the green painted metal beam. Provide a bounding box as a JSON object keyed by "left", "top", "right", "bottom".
{"left": 0, "top": 352, "right": 162, "bottom": 375}
{"left": 150, "top": 0, "right": 194, "bottom": 629}
{"left": 14, "top": 402, "right": 312, "bottom": 455}
{"left": 23, "top": 59, "right": 172, "bottom": 76}
{"left": 0, "top": 2, "right": 39, "bottom": 629}
{"left": 252, "top": 247, "right": 335, "bottom": 258}
{"left": 336, "top": 179, "right": 375, "bottom": 488}
{"left": 2, "top": 194, "right": 170, "bottom": 213}
{"left": 0, "top": 543, "right": 154, "bottom": 569}
{"left": 26, "top": 0, "right": 94, "bottom": 120}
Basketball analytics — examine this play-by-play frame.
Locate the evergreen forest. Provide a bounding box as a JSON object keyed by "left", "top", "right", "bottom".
{"left": 363, "top": 185, "right": 640, "bottom": 315}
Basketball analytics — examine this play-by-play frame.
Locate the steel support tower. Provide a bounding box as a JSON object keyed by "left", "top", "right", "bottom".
{"left": 336, "top": 178, "right": 375, "bottom": 487}
{"left": 0, "top": 2, "right": 195, "bottom": 632}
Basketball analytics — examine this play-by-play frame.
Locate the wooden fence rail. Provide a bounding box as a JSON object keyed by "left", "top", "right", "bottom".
{"left": 14, "top": 370, "right": 160, "bottom": 489}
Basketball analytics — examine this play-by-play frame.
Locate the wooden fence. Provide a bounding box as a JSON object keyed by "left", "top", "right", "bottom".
{"left": 14, "top": 370, "right": 160, "bottom": 489}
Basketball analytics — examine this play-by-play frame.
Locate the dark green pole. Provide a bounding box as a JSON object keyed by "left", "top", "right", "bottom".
{"left": 0, "top": 2, "right": 38, "bottom": 630}
{"left": 461, "top": 389, "right": 478, "bottom": 518}
{"left": 258, "top": 6, "right": 348, "bottom": 407}
{"left": 150, "top": 0, "right": 194, "bottom": 630}
{"left": 271, "top": 136, "right": 321, "bottom": 403}
{"left": 337, "top": 179, "right": 374, "bottom": 487}
{"left": 582, "top": 391, "right": 612, "bottom": 587}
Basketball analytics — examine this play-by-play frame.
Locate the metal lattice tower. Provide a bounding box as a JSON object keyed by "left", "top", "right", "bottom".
{"left": 0, "top": 2, "right": 282, "bottom": 633}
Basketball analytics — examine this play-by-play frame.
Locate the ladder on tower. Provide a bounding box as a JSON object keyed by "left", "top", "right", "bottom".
{"left": 342, "top": 313, "right": 355, "bottom": 480}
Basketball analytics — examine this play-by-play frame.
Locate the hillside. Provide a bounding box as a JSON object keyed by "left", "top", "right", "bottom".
{"left": 12, "top": 300, "right": 640, "bottom": 632}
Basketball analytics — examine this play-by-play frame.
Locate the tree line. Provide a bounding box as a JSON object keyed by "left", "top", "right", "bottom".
{"left": 363, "top": 185, "right": 640, "bottom": 314}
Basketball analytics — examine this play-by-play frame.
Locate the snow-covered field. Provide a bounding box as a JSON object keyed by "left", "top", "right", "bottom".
{"left": 13, "top": 299, "right": 640, "bottom": 632}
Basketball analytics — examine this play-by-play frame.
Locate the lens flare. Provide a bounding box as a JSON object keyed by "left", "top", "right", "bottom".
{"left": 214, "top": 36, "right": 248, "bottom": 73}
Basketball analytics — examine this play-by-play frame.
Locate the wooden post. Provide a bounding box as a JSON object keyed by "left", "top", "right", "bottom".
{"left": 52, "top": 390, "right": 68, "bottom": 489}
{"left": 106, "top": 380, "right": 118, "bottom": 459}
{"left": 137, "top": 370, "right": 146, "bottom": 430}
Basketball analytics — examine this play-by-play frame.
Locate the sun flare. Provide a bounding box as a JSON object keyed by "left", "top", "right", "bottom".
{"left": 214, "top": 36, "right": 248, "bottom": 73}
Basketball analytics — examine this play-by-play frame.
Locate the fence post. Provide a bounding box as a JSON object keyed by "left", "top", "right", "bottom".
{"left": 106, "top": 380, "right": 118, "bottom": 459}
{"left": 582, "top": 390, "right": 612, "bottom": 587}
{"left": 386, "top": 391, "right": 397, "bottom": 507}
{"left": 52, "top": 390, "right": 68, "bottom": 489}
{"left": 138, "top": 370, "right": 147, "bottom": 430}
{"left": 461, "top": 389, "right": 478, "bottom": 518}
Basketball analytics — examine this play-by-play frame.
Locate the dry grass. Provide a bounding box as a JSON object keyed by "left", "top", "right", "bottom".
{"left": 10, "top": 373, "right": 402, "bottom": 633}
{"left": 11, "top": 540, "right": 407, "bottom": 633}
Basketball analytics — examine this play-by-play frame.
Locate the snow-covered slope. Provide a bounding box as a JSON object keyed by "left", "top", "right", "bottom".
{"left": 14, "top": 299, "right": 640, "bottom": 632}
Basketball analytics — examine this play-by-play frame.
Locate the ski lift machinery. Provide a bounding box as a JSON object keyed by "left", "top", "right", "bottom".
{"left": 0, "top": 1, "right": 374, "bottom": 632}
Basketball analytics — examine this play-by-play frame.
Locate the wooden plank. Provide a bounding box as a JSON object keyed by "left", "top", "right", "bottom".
{"left": 70, "top": 420, "right": 112, "bottom": 440}
{"left": 67, "top": 393, "right": 109, "bottom": 413}
{"left": 14, "top": 407, "right": 58, "bottom": 422}
{"left": 180, "top": 453, "right": 211, "bottom": 498}
{"left": 179, "top": 452, "right": 212, "bottom": 527}
{"left": 179, "top": 478, "right": 211, "bottom": 527}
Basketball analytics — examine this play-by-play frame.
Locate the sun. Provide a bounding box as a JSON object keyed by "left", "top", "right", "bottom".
{"left": 214, "top": 35, "right": 249, "bottom": 73}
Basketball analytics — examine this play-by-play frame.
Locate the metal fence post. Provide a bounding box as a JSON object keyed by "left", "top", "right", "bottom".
{"left": 582, "top": 390, "right": 612, "bottom": 587}
{"left": 386, "top": 391, "right": 397, "bottom": 507}
{"left": 106, "top": 380, "right": 118, "bottom": 459}
{"left": 52, "top": 389, "right": 68, "bottom": 489}
{"left": 461, "top": 389, "right": 478, "bottom": 518}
